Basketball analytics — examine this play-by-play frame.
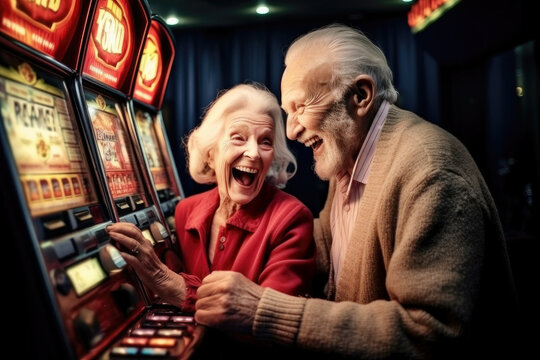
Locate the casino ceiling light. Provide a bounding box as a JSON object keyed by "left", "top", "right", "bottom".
{"left": 165, "top": 15, "right": 180, "bottom": 26}
{"left": 256, "top": 4, "right": 270, "bottom": 15}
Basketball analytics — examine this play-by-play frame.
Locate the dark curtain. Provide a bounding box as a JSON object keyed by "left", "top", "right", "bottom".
{"left": 162, "top": 15, "right": 439, "bottom": 215}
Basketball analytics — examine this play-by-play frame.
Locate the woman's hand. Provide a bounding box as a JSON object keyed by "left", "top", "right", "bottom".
{"left": 195, "top": 271, "right": 264, "bottom": 334}
{"left": 106, "top": 222, "right": 186, "bottom": 307}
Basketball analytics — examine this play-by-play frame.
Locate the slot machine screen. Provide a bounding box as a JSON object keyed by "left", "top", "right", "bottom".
{"left": 133, "top": 107, "right": 173, "bottom": 191}
{"left": 0, "top": 54, "right": 98, "bottom": 218}
{"left": 84, "top": 90, "right": 148, "bottom": 205}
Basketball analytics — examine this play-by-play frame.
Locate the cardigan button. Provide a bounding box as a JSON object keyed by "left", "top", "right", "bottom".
{"left": 218, "top": 244, "right": 225, "bottom": 251}
{"left": 219, "top": 236, "right": 226, "bottom": 243}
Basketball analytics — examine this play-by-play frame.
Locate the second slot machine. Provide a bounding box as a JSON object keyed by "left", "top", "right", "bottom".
{"left": 129, "top": 16, "right": 185, "bottom": 270}
{"left": 78, "top": 0, "right": 173, "bottom": 265}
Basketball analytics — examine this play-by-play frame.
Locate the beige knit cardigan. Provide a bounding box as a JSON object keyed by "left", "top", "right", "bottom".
{"left": 253, "top": 106, "right": 519, "bottom": 359}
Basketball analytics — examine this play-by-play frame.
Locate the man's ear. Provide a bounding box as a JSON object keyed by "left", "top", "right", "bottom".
{"left": 351, "top": 75, "right": 375, "bottom": 118}
{"left": 207, "top": 149, "right": 215, "bottom": 169}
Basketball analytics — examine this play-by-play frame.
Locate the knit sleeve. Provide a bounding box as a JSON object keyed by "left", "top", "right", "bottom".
{"left": 253, "top": 288, "right": 307, "bottom": 345}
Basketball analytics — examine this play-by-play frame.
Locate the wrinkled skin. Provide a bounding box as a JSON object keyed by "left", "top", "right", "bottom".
{"left": 106, "top": 222, "right": 186, "bottom": 307}
{"left": 195, "top": 271, "right": 264, "bottom": 334}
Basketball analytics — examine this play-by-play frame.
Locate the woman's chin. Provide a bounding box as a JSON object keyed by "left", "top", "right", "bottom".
{"left": 228, "top": 182, "right": 260, "bottom": 205}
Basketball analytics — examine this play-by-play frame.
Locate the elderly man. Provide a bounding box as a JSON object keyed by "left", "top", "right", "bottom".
{"left": 195, "top": 24, "right": 519, "bottom": 358}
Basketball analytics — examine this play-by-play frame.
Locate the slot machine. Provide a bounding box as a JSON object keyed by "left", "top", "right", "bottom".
{"left": 0, "top": 1, "right": 147, "bottom": 359}
{"left": 78, "top": 0, "right": 173, "bottom": 267}
{"left": 77, "top": 1, "right": 203, "bottom": 359}
{"left": 129, "top": 16, "right": 185, "bottom": 264}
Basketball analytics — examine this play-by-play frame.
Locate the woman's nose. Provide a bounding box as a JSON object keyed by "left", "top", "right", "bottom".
{"left": 243, "top": 139, "right": 260, "bottom": 159}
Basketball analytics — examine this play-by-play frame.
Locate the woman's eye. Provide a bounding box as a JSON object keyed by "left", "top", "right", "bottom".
{"left": 262, "top": 138, "right": 273, "bottom": 146}
{"left": 230, "top": 134, "right": 244, "bottom": 142}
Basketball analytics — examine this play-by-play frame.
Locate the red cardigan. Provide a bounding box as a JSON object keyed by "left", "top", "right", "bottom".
{"left": 174, "top": 182, "right": 316, "bottom": 312}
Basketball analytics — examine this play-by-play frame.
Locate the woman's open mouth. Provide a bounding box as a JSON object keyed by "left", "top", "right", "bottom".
{"left": 232, "top": 166, "right": 258, "bottom": 186}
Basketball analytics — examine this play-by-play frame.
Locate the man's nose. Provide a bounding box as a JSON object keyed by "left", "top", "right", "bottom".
{"left": 286, "top": 114, "right": 303, "bottom": 140}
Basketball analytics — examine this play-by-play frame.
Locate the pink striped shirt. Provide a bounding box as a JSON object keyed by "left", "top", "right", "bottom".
{"left": 330, "top": 101, "right": 390, "bottom": 283}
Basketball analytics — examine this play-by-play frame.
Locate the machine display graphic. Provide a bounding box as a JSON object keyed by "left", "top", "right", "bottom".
{"left": 0, "top": 60, "right": 97, "bottom": 217}
{"left": 86, "top": 91, "right": 147, "bottom": 203}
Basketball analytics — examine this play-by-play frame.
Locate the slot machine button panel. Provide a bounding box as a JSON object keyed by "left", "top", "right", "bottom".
{"left": 74, "top": 233, "right": 98, "bottom": 253}
{"left": 121, "top": 214, "right": 138, "bottom": 225}
{"left": 150, "top": 221, "right": 168, "bottom": 243}
{"left": 95, "top": 228, "right": 109, "bottom": 244}
{"left": 135, "top": 212, "right": 149, "bottom": 228}
{"left": 99, "top": 244, "right": 127, "bottom": 275}
{"left": 53, "top": 237, "right": 77, "bottom": 261}
{"left": 104, "top": 306, "right": 195, "bottom": 359}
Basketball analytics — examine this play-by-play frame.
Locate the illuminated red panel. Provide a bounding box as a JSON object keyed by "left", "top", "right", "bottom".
{"left": 82, "top": 0, "right": 149, "bottom": 94}
{"left": 0, "top": 0, "right": 91, "bottom": 68}
{"left": 133, "top": 18, "right": 175, "bottom": 109}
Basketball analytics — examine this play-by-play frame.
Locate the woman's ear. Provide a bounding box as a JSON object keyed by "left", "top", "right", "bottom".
{"left": 351, "top": 75, "right": 375, "bottom": 118}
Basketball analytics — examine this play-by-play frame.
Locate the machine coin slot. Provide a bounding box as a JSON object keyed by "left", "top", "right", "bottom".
{"left": 71, "top": 208, "right": 94, "bottom": 229}
{"left": 43, "top": 218, "right": 68, "bottom": 235}
{"left": 132, "top": 195, "right": 145, "bottom": 210}
{"left": 115, "top": 198, "right": 132, "bottom": 216}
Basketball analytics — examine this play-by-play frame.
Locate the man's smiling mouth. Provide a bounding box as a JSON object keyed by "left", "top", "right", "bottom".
{"left": 304, "top": 136, "right": 323, "bottom": 151}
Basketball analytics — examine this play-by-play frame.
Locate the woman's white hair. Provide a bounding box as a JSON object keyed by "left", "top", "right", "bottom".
{"left": 285, "top": 23, "right": 398, "bottom": 106}
{"left": 185, "top": 82, "right": 296, "bottom": 188}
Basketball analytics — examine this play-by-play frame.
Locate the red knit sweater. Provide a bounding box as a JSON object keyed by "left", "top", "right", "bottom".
{"left": 174, "top": 182, "right": 316, "bottom": 312}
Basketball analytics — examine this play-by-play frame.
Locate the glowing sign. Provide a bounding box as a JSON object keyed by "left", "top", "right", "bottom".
{"left": 133, "top": 19, "right": 175, "bottom": 108}
{"left": 82, "top": 0, "right": 149, "bottom": 93}
{"left": 0, "top": 0, "right": 89, "bottom": 67}
{"left": 139, "top": 36, "right": 160, "bottom": 88}
{"left": 93, "top": 0, "right": 127, "bottom": 67}
{"left": 408, "top": 0, "right": 462, "bottom": 34}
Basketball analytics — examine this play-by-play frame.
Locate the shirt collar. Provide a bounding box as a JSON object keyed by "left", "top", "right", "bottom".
{"left": 343, "top": 100, "right": 390, "bottom": 198}
{"left": 185, "top": 182, "right": 275, "bottom": 233}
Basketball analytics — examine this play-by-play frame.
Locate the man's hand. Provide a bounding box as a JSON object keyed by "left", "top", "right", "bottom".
{"left": 195, "top": 271, "right": 264, "bottom": 334}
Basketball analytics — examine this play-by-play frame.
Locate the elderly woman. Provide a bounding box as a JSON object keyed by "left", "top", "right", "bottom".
{"left": 106, "top": 83, "right": 316, "bottom": 313}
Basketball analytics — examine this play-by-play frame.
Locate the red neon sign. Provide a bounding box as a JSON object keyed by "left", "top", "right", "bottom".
{"left": 0, "top": 0, "right": 90, "bottom": 67}
{"left": 82, "top": 0, "right": 134, "bottom": 90}
{"left": 408, "top": 0, "right": 461, "bottom": 33}
{"left": 82, "top": 0, "right": 149, "bottom": 95}
{"left": 133, "top": 19, "right": 175, "bottom": 108}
